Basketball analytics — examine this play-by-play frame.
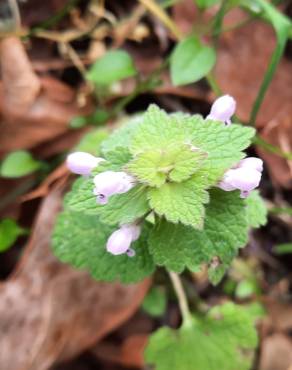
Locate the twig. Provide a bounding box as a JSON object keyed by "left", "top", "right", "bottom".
{"left": 138, "top": 0, "right": 183, "bottom": 40}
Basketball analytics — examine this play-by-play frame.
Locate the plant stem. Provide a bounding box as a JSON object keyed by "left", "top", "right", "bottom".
{"left": 168, "top": 271, "right": 193, "bottom": 327}
{"left": 249, "top": 37, "right": 287, "bottom": 125}
{"left": 206, "top": 73, "right": 222, "bottom": 96}
{"left": 138, "top": 0, "right": 183, "bottom": 40}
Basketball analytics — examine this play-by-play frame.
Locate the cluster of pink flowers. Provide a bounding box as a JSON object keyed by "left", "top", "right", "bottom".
{"left": 66, "top": 152, "right": 139, "bottom": 257}
{"left": 65, "top": 94, "right": 263, "bottom": 256}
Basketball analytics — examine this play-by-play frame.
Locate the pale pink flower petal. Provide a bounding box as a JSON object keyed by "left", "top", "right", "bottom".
{"left": 106, "top": 228, "right": 132, "bottom": 255}
{"left": 206, "top": 95, "right": 236, "bottom": 125}
{"left": 93, "top": 171, "right": 136, "bottom": 204}
{"left": 106, "top": 223, "right": 141, "bottom": 256}
{"left": 218, "top": 167, "right": 262, "bottom": 197}
{"left": 66, "top": 152, "right": 104, "bottom": 176}
{"left": 238, "top": 157, "right": 263, "bottom": 172}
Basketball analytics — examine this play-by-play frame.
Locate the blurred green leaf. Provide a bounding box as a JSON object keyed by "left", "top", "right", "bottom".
{"left": 90, "top": 109, "right": 110, "bottom": 125}
{"left": 142, "top": 287, "right": 167, "bottom": 317}
{"left": 235, "top": 279, "right": 259, "bottom": 299}
{"left": 0, "top": 150, "right": 41, "bottom": 178}
{"left": 74, "top": 128, "right": 109, "bottom": 155}
{"left": 86, "top": 50, "right": 137, "bottom": 85}
{"left": 195, "top": 0, "right": 220, "bottom": 9}
{"left": 274, "top": 243, "right": 292, "bottom": 255}
{"left": 70, "top": 116, "right": 87, "bottom": 129}
{"left": 170, "top": 36, "right": 216, "bottom": 86}
{"left": 0, "top": 219, "right": 27, "bottom": 252}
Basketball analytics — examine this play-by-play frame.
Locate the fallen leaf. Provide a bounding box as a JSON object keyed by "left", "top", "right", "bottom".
{"left": 0, "top": 186, "right": 151, "bottom": 370}
{"left": 263, "top": 298, "right": 292, "bottom": 332}
{"left": 21, "top": 164, "right": 69, "bottom": 202}
{"left": 0, "top": 37, "right": 91, "bottom": 158}
{"left": 259, "top": 334, "right": 292, "bottom": 370}
{"left": 92, "top": 334, "right": 149, "bottom": 368}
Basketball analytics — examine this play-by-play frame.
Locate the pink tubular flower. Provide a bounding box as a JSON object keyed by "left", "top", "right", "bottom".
{"left": 238, "top": 157, "right": 263, "bottom": 172}
{"left": 206, "top": 95, "right": 236, "bottom": 125}
{"left": 93, "top": 171, "right": 136, "bottom": 205}
{"left": 106, "top": 224, "right": 141, "bottom": 256}
{"left": 218, "top": 157, "right": 263, "bottom": 198}
{"left": 66, "top": 151, "right": 104, "bottom": 176}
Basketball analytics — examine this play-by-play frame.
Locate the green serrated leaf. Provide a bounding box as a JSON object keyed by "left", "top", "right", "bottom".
{"left": 148, "top": 170, "right": 209, "bottom": 229}
{"left": 184, "top": 116, "right": 256, "bottom": 183}
{"left": 245, "top": 190, "right": 267, "bottom": 228}
{"left": 0, "top": 150, "right": 41, "bottom": 178}
{"left": 127, "top": 144, "right": 206, "bottom": 187}
{"left": 98, "top": 185, "right": 150, "bottom": 225}
{"left": 66, "top": 177, "right": 97, "bottom": 214}
{"left": 104, "top": 146, "right": 132, "bottom": 169}
{"left": 52, "top": 211, "right": 154, "bottom": 283}
{"left": 130, "top": 105, "right": 254, "bottom": 187}
{"left": 170, "top": 36, "right": 216, "bottom": 86}
{"left": 86, "top": 50, "right": 137, "bottom": 85}
{"left": 148, "top": 189, "right": 248, "bottom": 275}
{"left": 66, "top": 174, "right": 149, "bottom": 225}
{"left": 101, "top": 115, "right": 143, "bottom": 155}
{"left": 145, "top": 302, "right": 258, "bottom": 370}
{"left": 130, "top": 105, "right": 187, "bottom": 155}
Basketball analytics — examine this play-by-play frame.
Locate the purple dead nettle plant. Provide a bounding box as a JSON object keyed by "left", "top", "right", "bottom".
{"left": 66, "top": 94, "right": 263, "bottom": 257}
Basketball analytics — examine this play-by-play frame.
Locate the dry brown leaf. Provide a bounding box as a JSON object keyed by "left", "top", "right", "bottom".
{"left": 259, "top": 334, "right": 292, "bottom": 370}
{"left": 214, "top": 10, "right": 292, "bottom": 187}
{"left": 92, "top": 334, "right": 148, "bottom": 369}
{"left": 0, "top": 186, "right": 151, "bottom": 370}
{"left": 0, "top": 37, "right": 41, "bottom": 111}
{"left": 262, "top": 298, "right": 292, "bottom": 332}
{"left": 0, "top": 37, "right": 91, "bottom": 158}
{"left": 173, "top": 0, "right": 199, "bottom": 35}
{"left": 21, "top": 164, "right": 69, "bottom": 201}
{"left": 20, "top": 0, "right": 69, "bottom": 26}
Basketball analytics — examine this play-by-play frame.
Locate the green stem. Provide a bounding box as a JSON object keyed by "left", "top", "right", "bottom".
{"left": 253, "top": 135, "right": 292, "bottom": 160}
{"left": 212, "top": 0, "right": 229, "bottom": 46}
{"left": 206, "top": 73, "right": 222, "bottom": 96}
{"left": 249, "top": 36, "right": 287, "bottom": 125}
{"left": 168, "top": 271, "right": 193, "bottom": 327}
{"left": 269, "top": 206, "right": 292, "bottom": 216}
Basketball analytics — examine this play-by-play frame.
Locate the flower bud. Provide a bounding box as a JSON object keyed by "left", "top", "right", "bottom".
{"left": 218, "top": 167, "right": 262, "bottom": 198}
{"left": 106, "top": 223, "right": 141, "bottom": 256}
{"left": 120, "top": 224, "right": 141, "bottom": 241}
{"left": 93, "top": 171, "right": 136, "bottom": 205}
{"left": 106, "top": 228, "right": 132, "bottom": 255}
{"left": 66, "top": 151, "right": 104, "bottom": 176}
{"left": 206, "top": 95, "right": 236, "bottom": 125}
{"left": 238, "top": 157, "right": 263, "bottom": 172}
